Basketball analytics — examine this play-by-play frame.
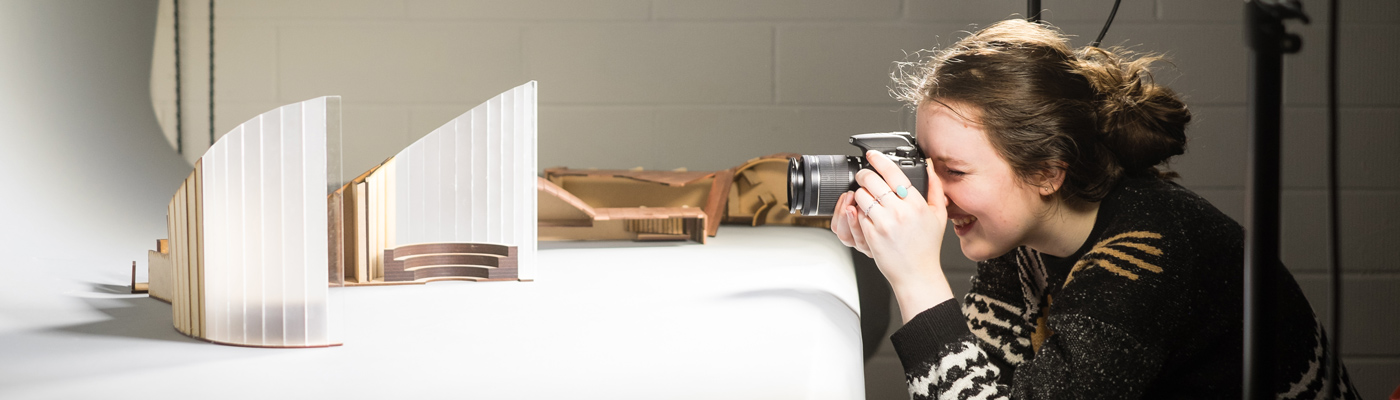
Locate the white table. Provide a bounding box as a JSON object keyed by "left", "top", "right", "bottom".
{"left": 0, "top": 226, "right": 864, "bottom": 399}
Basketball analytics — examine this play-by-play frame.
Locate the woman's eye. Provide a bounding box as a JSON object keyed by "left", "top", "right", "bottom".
{"left": 934, "top": 163, "right": 966, "bottom": 178}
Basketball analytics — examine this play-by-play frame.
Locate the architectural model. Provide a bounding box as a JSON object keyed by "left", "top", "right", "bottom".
{"left": 147, "top": 83, "right": 541, "bottom": 346}
{"left": 329, "top": 82, "right": 537, "bottom": 285}
{"left": 137, "top": 81, "right": 842, "bottom": 347}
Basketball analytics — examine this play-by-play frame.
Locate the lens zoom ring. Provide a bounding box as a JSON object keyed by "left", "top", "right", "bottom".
{"left": 816, "top": 155, "right": 848, "bottom": 214}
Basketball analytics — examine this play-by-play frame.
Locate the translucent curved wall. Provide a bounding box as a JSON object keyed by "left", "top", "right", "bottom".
{"left": 186, "top": 96, "right": 340, "bottom": 347}
{"left": 392, "top": 81, "right": 537, "bottom": 280}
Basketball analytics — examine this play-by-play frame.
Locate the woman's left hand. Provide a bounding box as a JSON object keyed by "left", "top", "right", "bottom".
{"left": 846, "top": 150, "right": 956, "bottom": 319}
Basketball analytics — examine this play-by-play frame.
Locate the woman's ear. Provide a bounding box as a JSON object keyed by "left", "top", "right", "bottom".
{"left": 1032, "top": 162, "right": 1068, "bottom": 196}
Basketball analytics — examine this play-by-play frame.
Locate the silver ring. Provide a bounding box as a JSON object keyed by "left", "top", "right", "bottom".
{"left": 875, "top": 190, "right": 895, "bottom": 205}
{"left": 862, "top": 202, "right": 878, "bottom": 215}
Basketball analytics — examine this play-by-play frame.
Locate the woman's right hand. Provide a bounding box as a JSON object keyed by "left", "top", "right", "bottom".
{"left": 830, "top": 154, "right": 956, "bottom": 322}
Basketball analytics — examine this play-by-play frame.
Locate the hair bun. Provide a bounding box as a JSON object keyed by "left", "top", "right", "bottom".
{"left": 1076, "top": 47, "right": 1191, "bottom": 174}
{"left": 893, "top": 19, "right": 1195, "bottom": 205}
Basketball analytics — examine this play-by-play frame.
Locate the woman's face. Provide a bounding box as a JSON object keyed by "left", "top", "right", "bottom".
{"left": 916, "top": 101, "right": 1053, "bottom": 262}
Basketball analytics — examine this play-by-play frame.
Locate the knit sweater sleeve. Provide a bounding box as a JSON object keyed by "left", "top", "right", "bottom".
{"left": 889, "top": 248, "right": 1040, "bottom": 398}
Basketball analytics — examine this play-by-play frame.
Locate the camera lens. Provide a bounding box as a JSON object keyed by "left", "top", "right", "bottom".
{"left": 788, "top": 155, "right": 860, "bottom": 216}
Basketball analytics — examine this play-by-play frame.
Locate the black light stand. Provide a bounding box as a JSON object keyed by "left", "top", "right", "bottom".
{"left": 1243, "top": 1, "right": 1307, "bottom": 399}
{"left": 1027, "top": 0, "right": 1041, "bottom": 22}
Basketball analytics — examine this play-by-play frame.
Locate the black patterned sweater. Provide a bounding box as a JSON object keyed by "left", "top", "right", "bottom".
{"left": 890, "top": 177, "right": 1360, "bottom": 399}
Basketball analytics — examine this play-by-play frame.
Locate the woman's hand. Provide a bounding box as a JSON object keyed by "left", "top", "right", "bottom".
{"left": 831, "top": 190, "right": 871, "bottom": 257}
{"left": 830, "top": 150, "right": 956, "bottom": 322}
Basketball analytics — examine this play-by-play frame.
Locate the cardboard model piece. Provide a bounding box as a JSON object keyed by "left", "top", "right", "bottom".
{"left": 142, "top": 240, "right": 170, "bottom": 301}
{"left": 537, "top": 167, "right": 734, "bottom": 243}
{"left": 535, "top": 153, "right": 830, "bottom": 243}
{"left": 725, "top": 153, "right": 831, "bottom": 229}
{"left": 538, "top": 176, "right": 709, "bottom": 243}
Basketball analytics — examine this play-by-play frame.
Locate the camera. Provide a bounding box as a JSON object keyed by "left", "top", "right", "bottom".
{"left": 787, "top": 132, "right": 929, "bottom": 216}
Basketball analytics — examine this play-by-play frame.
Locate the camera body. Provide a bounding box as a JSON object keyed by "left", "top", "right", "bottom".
{"left": 788, "top": 132, "right": 929, "bottom": 216}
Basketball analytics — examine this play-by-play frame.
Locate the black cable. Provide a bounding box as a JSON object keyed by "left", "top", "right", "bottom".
{"left": 1089, "top": 0, "right": 1122, "bottom": 47}
{"left": 209, "top": 0, "right": 215, "bottom": 146}
{"left": 174, "top": 0, "right": 183, "bottom": 155}
{"left": 1325, "top": 0, "right": 1342, "bottom": 397}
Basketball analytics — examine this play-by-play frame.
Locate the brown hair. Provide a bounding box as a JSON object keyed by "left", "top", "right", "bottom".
{"left": 893, "top": 19, "right": 1191, "bottom": 206}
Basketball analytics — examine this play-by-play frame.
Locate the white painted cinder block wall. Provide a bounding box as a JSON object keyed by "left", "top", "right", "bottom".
{"left": 150, "top": 1, "right": 1398, "bottom": 398}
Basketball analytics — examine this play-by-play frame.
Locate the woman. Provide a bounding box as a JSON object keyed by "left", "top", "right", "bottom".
{"left": 832, "top": 20, "right": 1357, "bottom": 399}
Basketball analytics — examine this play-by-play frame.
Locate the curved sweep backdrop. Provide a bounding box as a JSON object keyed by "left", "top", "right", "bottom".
{"left": 0, "top": 0, "right": 189, "bottom": 319}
